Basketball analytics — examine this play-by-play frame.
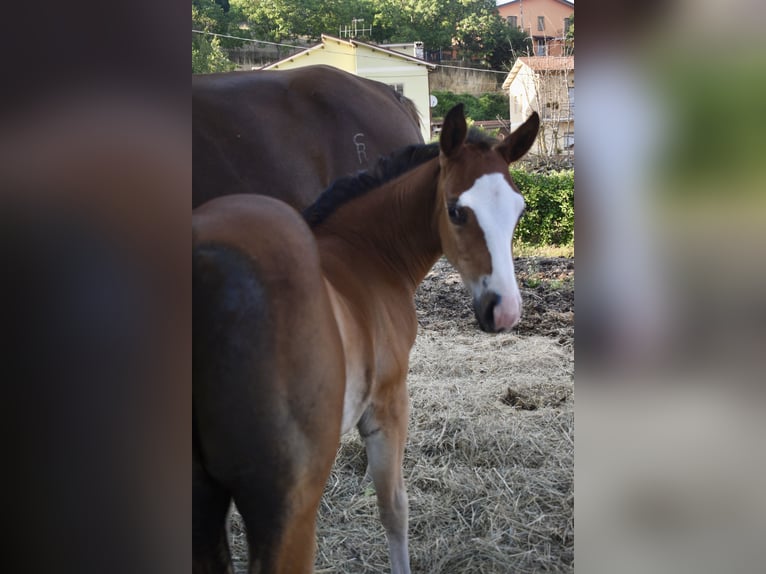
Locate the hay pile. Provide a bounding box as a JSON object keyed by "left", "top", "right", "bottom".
{"left": 230, "top": 257, "right": 574, "bottom": 573}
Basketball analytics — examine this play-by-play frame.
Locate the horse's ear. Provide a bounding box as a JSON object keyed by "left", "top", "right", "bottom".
{"left": 496, "top": 111, "right": 539, "bottom": 164}
{"left": 440, "top": 104, "right": 467, "bottom": 158}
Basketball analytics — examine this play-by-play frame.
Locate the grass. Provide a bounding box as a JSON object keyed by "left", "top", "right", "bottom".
{"left": 514, "top": 243, "right": 574, "bottom": 259}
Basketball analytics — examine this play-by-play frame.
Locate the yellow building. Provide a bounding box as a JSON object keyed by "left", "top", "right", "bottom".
{"left": 263, "top": 35, "right": 435, "bottom": 142}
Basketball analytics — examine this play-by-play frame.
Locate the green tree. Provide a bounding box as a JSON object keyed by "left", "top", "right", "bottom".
{"left": 453, "top": 2, "right": 500, "bottom": 61}
{"left": 431, "top": 91, "right": 509, "bottom": 121}
{"left": 234, "top": 0, "right": 371, "bottom": 42}
{"left": 367, "top": 0, "right": 453, "bottom": 49}
{"left": 192, "top": 0, "right": 236, "bottom": 73}
{"left": 193, "top": 34, "right": 235, "bottom": 73}
{"left": 503, "top": 25, "right": 533, "bottom": 66}
{"left": 565, "top": 12, "right": 574, "bottom": 54}
{"left": 205, "top": 0, "right": 532, "bottom": 70}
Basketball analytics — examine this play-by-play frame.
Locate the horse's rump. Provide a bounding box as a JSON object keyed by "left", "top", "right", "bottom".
{"left": 192, "top": 195, "right": 345, "bottom": 572}
{"left": 192, "top": 65, "right": 424, "bottom": 210}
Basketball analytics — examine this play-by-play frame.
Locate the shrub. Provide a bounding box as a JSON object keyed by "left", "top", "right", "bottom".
{"left": 477, "top": 93, "right": 509, "bottom": 120}
{"left": 510, "top": 169, "right": 574, "bottom": 246}
{"left": 432, "top": 91, "right": 509, "bottom": 121}
{"left": 192, "top": 35, "right": 236, "bottom": 74}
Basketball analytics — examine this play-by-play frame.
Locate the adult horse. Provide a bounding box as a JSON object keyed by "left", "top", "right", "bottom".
{"left": 193, "top": 64, "right": 424, "bottom": 210}
{"left": 192, "top": 105, "right": 540, "bottom": 573}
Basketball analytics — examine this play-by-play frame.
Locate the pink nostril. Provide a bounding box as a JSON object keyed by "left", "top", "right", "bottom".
{"left": 493, "top": 298, "right": 522, "bottom": 331}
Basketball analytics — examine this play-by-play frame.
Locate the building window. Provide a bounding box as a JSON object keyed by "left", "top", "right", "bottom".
{"left": 538, "top": 16, "right": 545, "bottom": 31}
{"left": 507, "top": 15, "right": 518, "bottom": 28}
{"left": 564, "top": 17, "right": 572, "bottom": 35}
{"left": 544, "top": 101, "right": 561, "bottom": 118}
{"left": 389, "top": 83, "right": 404, "bottom": 96}
{"left": 535, "top": 38, "right": 547, "bottom": 56}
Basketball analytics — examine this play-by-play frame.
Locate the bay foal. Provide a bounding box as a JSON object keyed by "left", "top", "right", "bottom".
{"left": 192, "top": 104, "right": 539, "bottom": 573}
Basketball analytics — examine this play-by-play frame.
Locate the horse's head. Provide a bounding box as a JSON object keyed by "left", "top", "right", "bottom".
{"left": 437, "top": 104, "right": 539, "bottom": 333}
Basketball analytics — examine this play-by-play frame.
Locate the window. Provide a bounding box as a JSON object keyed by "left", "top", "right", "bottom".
{"left": 535, "top": 38, "right": 547, "bottom": 56}
{"left": 543, "top": 101, "right": 560, "bottom": 119}
{"left": 538, "top": 16, "right": 545, "bottom": 31}
{"left": 507, "top": 15, "right": 518, "bottom": 28}
{"left": 564, "top": 18, "right": 572, "bottom": 35}
{"left": 563, "top": 131, "right": 574, "bottom": 149}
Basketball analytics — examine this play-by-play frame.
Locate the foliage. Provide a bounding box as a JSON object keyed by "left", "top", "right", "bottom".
{"left": 192, "top": 0, "right": 238, "bottom": 73}
{"left": 370, "top": 0, "right": 451, "bottom": 49}
{"left": 453, "top": 1, "right": 530, "bottom": 69}
{"left": 209, "top": 0, "right": 531, "bottom": 69}
{"left": 565, "top": 12, "right": 574, "bottom": 54}
{"left": 193, "top": 34, "right": 236, "bottom": 73}
{"left": 233, "top": 0, "right": 334, "bottom": 42}
{"left": 432, "top": 91, "right": 509, "bottom": 121}
{"left": 505, "top": 25, "right": 534, "bottom": 64}
{"left": 510, "top": 169, "right": 574, "bottom": 246}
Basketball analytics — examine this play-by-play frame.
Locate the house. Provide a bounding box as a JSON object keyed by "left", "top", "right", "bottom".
{"left": 502, "top": 56, "right": 574, "bottom": 156}
{"left": 262, "top": 35, "right": 436, "bottom": 141}
{"left": 497, "top": 0, "right": 574, "bottom": 57}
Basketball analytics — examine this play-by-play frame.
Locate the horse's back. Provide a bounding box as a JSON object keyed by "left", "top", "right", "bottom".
{"left": 192, "top": 65, "right": 423, "bottom": 210}
{"left": 192, "top": 194, "right": 345, "bottom": 572}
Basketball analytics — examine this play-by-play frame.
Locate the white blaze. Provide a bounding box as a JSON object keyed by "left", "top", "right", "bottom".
{"left": 458, "top": 173, "right": 525, "bottom": 329}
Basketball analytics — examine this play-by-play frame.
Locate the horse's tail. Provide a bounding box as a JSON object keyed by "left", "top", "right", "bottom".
{"left": 192, "top": 236, "right": 278, "bottom": 484}
{"left": 193, "top": 238, "right": 277, "bottom": 570}
{"left": 192, "top": 240, "right": 270, "bottom": 429}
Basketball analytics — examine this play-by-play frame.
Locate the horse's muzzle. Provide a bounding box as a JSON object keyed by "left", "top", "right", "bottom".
{"left": 474, "top": 290, "right": 522, "bottom": 333}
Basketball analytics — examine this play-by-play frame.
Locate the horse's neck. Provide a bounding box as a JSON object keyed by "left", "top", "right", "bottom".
{"left": 315, "top": 160, "right": 443, "bottom": 295}
{"left": 314, "top": 161, "right": 443, "bottom": 435}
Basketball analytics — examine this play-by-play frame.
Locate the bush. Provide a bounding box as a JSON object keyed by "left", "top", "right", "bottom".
{"left": 432, "top": 91, "right": 509, "bottom": 121}
{"left": 510, "top": 169, "right": 574, "bottom": 246}
{"left": 192, "top": 35, "right": 236, "bottom": 74}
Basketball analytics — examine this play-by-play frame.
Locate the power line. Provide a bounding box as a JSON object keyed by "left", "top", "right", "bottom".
{"left": 192, "top": 29, "right": 512, "bottom": 75}
{"left": 192, "top": 29, "right": 303, "bottom": 49}
{"left": 434, "top": 63, "right": 510, "bottom": 75}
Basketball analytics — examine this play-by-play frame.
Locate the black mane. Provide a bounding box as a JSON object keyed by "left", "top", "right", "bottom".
{"left": 303, "top": 142, "right": 438, "bottom": 228}
{"left": 303, "top": 128, "right": 497, "bottom": 228}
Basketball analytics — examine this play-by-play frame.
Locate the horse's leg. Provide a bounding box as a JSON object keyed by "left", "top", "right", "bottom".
{"left": 193, "top": 436, "right": 233, "bottom": 574}
{"left": 270, "top": 502, "right": 320, "bottom": 574}
{"left": 359, "top": 385, "right": 411, "bottom": 574}
{"left": 234, "top": 473, "right": 321, "bottom": 574}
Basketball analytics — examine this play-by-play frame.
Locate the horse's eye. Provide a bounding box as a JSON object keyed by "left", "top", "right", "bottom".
{"left": 447, "top": 204, "right": 467, "bottom": 225}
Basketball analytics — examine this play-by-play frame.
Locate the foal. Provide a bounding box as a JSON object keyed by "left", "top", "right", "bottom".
{"left": 192, "top": 104, "right": 539, "bottom": 573}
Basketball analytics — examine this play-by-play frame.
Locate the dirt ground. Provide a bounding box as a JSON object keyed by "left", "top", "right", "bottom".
{"left": 230, "top": 256, "right": 574, "bottom": 573}
{"left": 415, "top": 256, "right": 574, "bottom": 347}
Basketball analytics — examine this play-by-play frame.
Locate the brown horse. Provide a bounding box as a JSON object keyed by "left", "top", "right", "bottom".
{"left": 192, "top": 104, "right": 539, "bottom": 574}
{"left": 193, "top": 64, "right": 423, "bottom": 211}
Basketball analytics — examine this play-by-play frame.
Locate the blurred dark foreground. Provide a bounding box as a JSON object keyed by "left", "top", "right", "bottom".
{"left": 0, "top": 94, "right": 190, "bottom": 573}
{"left": 0, "top": 3, "right": 189, "bottom": 573}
